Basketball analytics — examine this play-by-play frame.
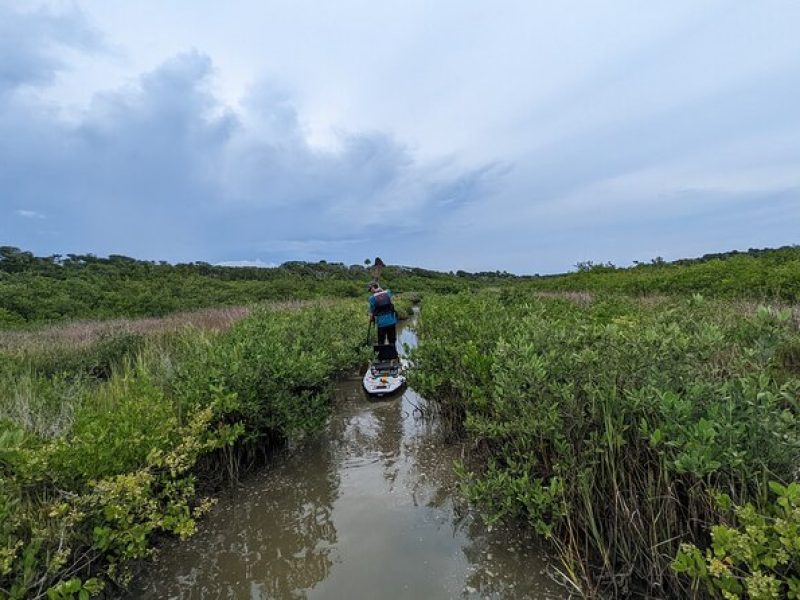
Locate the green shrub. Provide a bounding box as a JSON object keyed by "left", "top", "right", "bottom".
{"left": 0, "top": 246, "right": 494, "bottom": 327}
{"left": 44, "top": 366, "right": 179, "bottom": 486}
{"left": 392, "top": 294, "right": 416, "bottom": 320}
{"left": 199, "top": 302, "right": 370, "bottom": 439}
{"left": 408, "top": 292, "right": 800, "bottom": 597}
{"left": 0, "top": 308, "right": 24, "bottom": 329}
{"left": 524, "top": 248, "right": 800, "bottom": 302}
{"left": 0, "top": 299, "right": 369, "bottom": 598}
{"left": 674, "top": 483, "right": 800, "bottom": 599}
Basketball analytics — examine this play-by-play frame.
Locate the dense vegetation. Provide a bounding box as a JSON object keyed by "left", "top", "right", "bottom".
{"left": 2, "top": 243, "right": 798, "bottom": 598}
{"left": 3, "top": 245, "right": 798, "bottom": 329}
{"left": 408, "top": 291, "right": 800, "bottom": 598}
{"left": 0, "top": 301, "right": 371, "bottom": 598}
{"left": 526, "top": 246, "right": 800, "bottom": 302}
{"left": 0, "top": 247, "right": 492, "bottom": 327}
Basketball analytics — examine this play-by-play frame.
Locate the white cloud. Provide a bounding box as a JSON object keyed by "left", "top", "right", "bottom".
{"left": 215, "top": 259, "right": 277, "bottom": 268}
{"left": 15, "top": 209, "right": 45, "bottom": 219}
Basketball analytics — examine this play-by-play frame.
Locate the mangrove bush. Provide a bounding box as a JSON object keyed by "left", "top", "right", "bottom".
{"left": 408, "top": 291, "right": 800, "bottom": 598}
{"left": 0, "top": 300, "right": 369, "bottom": 598}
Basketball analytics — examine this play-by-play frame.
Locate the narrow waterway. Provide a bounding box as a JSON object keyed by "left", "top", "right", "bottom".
{"left": 127, "top": 320, "right": 564, "bottom": 599}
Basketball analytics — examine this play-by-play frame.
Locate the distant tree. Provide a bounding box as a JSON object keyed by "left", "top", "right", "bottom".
{"left": 0, "top": 247, "right": 35, "bottom": 273}
{"left": 364, "top": 258, "right": 372, "bottom": 267}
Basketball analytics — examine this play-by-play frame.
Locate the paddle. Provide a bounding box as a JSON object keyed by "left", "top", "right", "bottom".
{"left": 364, "top": 318, "right": 374, "bottom": 347}
{"left": 364, "top": 257, "right": 385, "bottom": 348}
{"left": 371, "top": 257, "right": 385, "bottom": 284}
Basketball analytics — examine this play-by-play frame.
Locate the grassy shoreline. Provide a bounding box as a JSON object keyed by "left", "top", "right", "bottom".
{"left": 0, "top": 300, "right": 374, "bottom": 599}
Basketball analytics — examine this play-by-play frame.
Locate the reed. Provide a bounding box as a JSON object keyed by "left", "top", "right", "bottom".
{"left": 0, "top": 305, "right": 253, "bottom": 355}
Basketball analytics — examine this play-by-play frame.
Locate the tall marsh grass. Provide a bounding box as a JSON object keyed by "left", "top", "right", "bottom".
{"left": 0, "top": 305, "right": 253, "bottom": 355}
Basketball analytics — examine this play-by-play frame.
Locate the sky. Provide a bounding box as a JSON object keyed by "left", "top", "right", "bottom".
{"left": 1, "top": 1, "right": 799, "bottom": 274}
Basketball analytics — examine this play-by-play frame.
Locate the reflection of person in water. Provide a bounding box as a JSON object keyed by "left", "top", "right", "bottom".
{"left": 373, "top": 392, "right": 404, "bottom": 485}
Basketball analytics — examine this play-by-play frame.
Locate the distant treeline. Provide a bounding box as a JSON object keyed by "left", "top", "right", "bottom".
{"left": 0, "top": 247, "right": 504, "bottom": 327}
{"left": 3, "top": 244, "right": 798, "bottom": 327}
{"left": 528, "top": 245, "right": 800, "bottom": 302}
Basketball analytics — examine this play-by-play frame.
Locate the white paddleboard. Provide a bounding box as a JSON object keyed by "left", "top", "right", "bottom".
{"left": 362, "top": 358, "right": 408, "bottom": 397}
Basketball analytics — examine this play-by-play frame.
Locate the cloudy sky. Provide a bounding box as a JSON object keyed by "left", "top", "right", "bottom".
{"left": 1, "top": 1, "right": 799, "bottom": 273}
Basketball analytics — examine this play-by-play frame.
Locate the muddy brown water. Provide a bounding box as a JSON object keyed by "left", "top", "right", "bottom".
{"left": 127, "top": 320, "right": 565, "bottom": 599}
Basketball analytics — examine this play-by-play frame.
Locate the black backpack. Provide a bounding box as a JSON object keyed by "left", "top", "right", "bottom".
{"left": 372, "top": 290, "right": 395, "bottom": 316}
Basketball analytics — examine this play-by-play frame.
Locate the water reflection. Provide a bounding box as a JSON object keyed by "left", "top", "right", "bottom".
{"left": 127, "top": 319, "right": 565, "bottom": 599}
{"left": 129, "top": 434, "right": 341, "bottom": 599}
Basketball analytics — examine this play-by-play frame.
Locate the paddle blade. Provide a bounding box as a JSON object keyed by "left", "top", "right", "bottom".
{"left": 372, "top": 257, "right": 385, "bottom": 280}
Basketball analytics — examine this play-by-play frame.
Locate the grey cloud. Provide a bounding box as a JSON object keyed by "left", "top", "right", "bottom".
{"left": 512, "top": 64, "right": 800, "bottom": 209}
{"left": 424, "top": 55, "right": 800, "bottom": 272}
{"left": 0, "top": 29, "right": 500, "bottom": 263}
{"left": 0, "top": 4, "right": 101, "bottom": 95}
{"left": 4, "top": 2, "right": 797, "bottom": 273}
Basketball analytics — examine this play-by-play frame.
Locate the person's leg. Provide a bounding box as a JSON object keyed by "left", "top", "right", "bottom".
{"left": 387, "top": 325, "right": 398, "bottom": 359}
{"left": 377, "top": 325, "right": 388, "bottom": 345}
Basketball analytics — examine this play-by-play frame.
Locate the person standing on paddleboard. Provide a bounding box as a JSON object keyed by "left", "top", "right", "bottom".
{"left": 368, "top": 281, "right": 398, "bottom": 347}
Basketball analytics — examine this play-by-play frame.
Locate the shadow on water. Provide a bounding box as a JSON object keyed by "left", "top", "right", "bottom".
{"left": 126, "top": 318, "right": 565, "bottom": 599}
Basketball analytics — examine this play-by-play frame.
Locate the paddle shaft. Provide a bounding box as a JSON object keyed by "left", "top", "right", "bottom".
{"left": 365, "top": 318, "right": 374, "bottom": 346}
